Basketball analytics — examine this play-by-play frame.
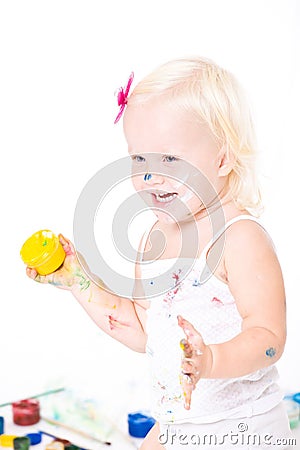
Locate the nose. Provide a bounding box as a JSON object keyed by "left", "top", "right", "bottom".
{"left": 143, "top": 172, "right": 164, "bottom": 184}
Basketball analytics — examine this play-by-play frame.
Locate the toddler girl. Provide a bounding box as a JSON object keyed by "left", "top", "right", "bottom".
{"left": 27, "top": 57, "right": 292, "bottom": 449}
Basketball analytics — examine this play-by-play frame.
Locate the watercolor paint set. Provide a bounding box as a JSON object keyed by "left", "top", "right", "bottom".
{"left": 0, "top": 387, "right": 155, "bottom": 450}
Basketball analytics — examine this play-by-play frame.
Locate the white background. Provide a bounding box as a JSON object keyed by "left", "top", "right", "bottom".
{"left": 0, "top": 0, "right": 299, "bottom": 418}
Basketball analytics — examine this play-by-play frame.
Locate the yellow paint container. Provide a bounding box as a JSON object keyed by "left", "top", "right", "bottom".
{"left": 20, "top": 230, "right": 66, "bottom": 275}
{"left": 0, "top": 435, "right": 18, "bottom": 447}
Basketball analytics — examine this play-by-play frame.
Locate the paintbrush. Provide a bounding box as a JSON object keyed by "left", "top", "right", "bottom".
{"left": 0, "top": 388, "right": 65, "bottom": 408}
{"left": 40, "top": 417, "right": 111, "bottom": 446}
{"left": 39, "top": 430, "right": 92, "bottom": 450}
{"left": 39, "top": 430, "right": 98, "bottom": 450}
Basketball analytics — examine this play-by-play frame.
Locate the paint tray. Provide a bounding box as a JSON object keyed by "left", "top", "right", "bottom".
{"left": 39, "top": 389, "right": 122, "bottom": 443}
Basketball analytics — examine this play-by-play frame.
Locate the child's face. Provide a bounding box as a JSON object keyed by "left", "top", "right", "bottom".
{"left": 124, "top": 97, "right": 228, "bottom": 223}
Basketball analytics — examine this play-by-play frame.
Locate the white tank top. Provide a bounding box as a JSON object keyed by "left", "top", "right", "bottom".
{"left": 139, "top": 215, "right": 283, "bottom": 424}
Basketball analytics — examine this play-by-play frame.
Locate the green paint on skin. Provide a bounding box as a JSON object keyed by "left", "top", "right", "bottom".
{"left": 42, "top": 240, "right": 48, "bottom": 246}
{"left": 266, "top": 347, "right": 276, "bottom": 358}
{"left": 48, "top": 280, "right": 63, "bottom": 287}
{"left": 74, "top": 268, "right": 91, "bottom": 291}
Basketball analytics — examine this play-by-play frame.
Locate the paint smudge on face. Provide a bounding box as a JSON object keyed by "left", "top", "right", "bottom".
{"left": 144, "top": 173, "right": 152, "bottom": 181}
{"left": 265, "top": 347, "right": 276, "bottom": 358}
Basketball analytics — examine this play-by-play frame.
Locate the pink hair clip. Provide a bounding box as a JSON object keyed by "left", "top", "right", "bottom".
{"left": 114, "top": 72, "right": 134, "bottom": 124}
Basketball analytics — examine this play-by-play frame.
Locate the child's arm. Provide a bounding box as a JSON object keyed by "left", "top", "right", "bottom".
{"left": 208, "top": 220, "right": 286, "bottom": 376}
{"left": 179, "top": 220, "right": 286, "bottom": 409}
{"left": 26, "top": 235, "right": 147, "bottom": 353}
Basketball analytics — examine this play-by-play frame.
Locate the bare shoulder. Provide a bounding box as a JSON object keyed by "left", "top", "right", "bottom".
{"left": 225, "top": 218, "right": 276, "bottom": 256}
{"left": 224, "top": 218, "right": 281, "bottom": 281}
{"left": 222, "top": 217, "right": 286, "bottom": 336}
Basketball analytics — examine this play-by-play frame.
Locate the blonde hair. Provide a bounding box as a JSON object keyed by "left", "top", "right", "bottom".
{"left": 128, "top": 57, "right": 263, "bottom": 216}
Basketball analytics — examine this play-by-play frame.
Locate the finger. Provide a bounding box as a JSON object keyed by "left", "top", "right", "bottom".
{"left": 26, "top": 267, "right": 49, "bottom": 284}
{"left": 26, "top": 267, "right": 38, "bottom": 279}
{"left": 178, "top": 315, "right": 204, "bottom": 347}
{"left": 58, "top": 234, "right": 75, "bottom": 256}
{"left": 177, "top": 315, "right": 198, "bottom": 337}
{"left": 180, "top": 373, "right": 194, "bottom": 410}
{"left": 184, "top": 383, "right": 193, "bottom": 410}
{"left": 180, "top": 338, "right": 193, "bottom": 357}
{"left": 180, "top": 339, "right": 203, "bottom": 363}
{"left": 181, "top": 358, "right": 194, "bottom": 374}
{"left": 181, "top": 360, "right": 201, "bottom": 382}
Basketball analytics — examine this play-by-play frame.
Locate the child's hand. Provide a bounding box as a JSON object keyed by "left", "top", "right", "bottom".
{"left": 26, "top": 234, "right": 90, "bottom": 291}
{"left": 177, "top": 315, "right": 212, "bottom": 410}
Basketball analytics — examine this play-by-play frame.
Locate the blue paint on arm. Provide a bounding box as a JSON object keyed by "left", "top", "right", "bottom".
{"left": 266, "top": 347, "right": 276, "bottom": 358}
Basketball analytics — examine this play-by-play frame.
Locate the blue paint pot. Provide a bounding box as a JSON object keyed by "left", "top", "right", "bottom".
{"left": 128, "top": 411, "right": 155, "bottom": 438}
{"left": 26, "top": 433, "right": 42, "bottom": 445}
{"left": 0, "top": 416, "right": 4, "bottom": 435}
{"left": 293, "top": 392, "right": 300, "bottom": 404}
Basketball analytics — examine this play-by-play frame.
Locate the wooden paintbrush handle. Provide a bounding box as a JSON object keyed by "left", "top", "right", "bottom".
{"left": 40, "top": 416, "right": 111, "bottom": 446}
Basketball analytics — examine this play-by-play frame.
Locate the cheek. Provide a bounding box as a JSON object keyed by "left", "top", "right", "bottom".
{"left": 176, "top": 182, "right": 196, "bottom": 201}
{"left": 181, "top": 190, "right": 196, "bottom": 203}
{"left": 185, "top": 194, "right": 204, "bottom": 215}
{"left": 179, "top": 183, "right": 208, "bottom": 212}
{"left": 177, "top": 186, "right": 203, "bottom": 215}
{"left": 131, "top": 176, "right": 142, "bottom": 192}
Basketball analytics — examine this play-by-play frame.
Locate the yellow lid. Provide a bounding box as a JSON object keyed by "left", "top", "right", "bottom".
{"left": 20, "top": 230, "right": 57, "bottom": 265}
{"left": 20, "top": 230, "right": 66, "bottom": 275}
{"left": 0, "top": 435, "right": 18, "bottom": 447}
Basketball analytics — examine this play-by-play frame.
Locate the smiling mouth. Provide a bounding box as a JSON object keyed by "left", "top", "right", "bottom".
{"left": 152, "top": 192, "right": 178, "bottom": 203}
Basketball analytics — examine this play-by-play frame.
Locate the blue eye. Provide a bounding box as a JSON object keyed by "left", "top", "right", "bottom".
{"left": 164, "top": 155, "right": 178, "bottom": 163}
{"left": 131, "top": 155, "right": 146, "bottom": 163}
